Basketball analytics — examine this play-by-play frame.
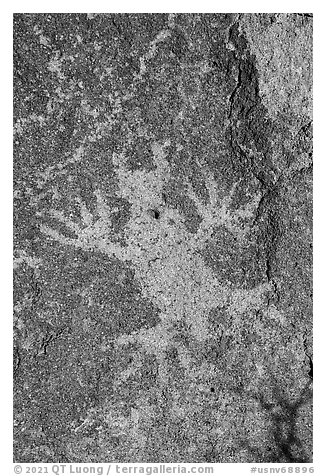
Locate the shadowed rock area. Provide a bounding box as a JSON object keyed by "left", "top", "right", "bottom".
{"left": 13, "top": 13, "right": 312, "bottom": 463}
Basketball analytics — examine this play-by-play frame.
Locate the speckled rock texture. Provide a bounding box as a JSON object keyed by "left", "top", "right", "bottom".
{"left": 13, "top": 13, "right": 313, "bottom": 463}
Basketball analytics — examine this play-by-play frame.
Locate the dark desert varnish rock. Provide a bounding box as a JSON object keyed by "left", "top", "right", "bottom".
{"left": 13, "top": 13, "right": 312, "bottom": 463}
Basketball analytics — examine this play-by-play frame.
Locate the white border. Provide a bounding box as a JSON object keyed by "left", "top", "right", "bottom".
{"left": 2, "top": 2, "right": 324, "bottom": 475}
{"left": 6, "top": 1, "right": 318, "bottom": 13}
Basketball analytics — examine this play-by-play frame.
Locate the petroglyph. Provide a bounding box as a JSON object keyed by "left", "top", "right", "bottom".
{"left": 14, "top": 13, "right": 312, "bottom": 462}
{"left": 41, "top": 139, "right": 271, "bottom": 386}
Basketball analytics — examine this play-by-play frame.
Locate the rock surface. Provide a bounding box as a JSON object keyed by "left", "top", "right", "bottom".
{"left": 13, "top": 13, "right": 313, "bottom": 463}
